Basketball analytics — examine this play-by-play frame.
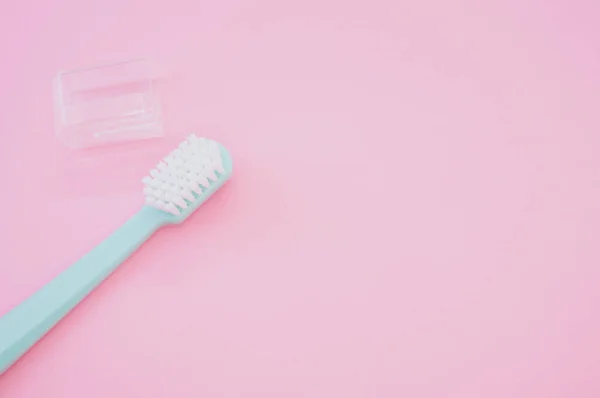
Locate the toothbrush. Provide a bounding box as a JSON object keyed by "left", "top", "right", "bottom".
{"left": 0, "top": 134, "right": 233, "bottom": 374}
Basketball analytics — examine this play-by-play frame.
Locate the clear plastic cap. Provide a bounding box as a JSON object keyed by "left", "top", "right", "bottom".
{"left": 53, "top": 58, "right": 164, "bottom": 148}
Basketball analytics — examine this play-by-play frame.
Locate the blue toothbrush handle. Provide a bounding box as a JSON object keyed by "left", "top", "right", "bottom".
{"left": 0, "top": 206, "right": 168, "bottom": 374}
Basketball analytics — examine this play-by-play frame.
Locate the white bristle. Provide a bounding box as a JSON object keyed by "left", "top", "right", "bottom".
{"left": 208, "top": 142, "right": 220, "bottom": 155}
{"left": 180, "top": 188, "right": 195, "bottom": 202}
{"left": 160, "top": 173, "right": 173, "bottom": 184}
{"left": 157, "top": 162, "right": 168, "bottom": 172}
{"left": 167, "top": 185, "right": 180, "bottom": 195}
{"left": 173, "top": 196, "right": 188, "bottom": 209}
{"left": 205, "top": 169, "right": 218, "bottom": 182}
{"left": 188, "top": 181, "right": 203, "bottom": 195}
{"left": 196, "top": 173, "right": 210, "bottom": 188}
{"left": 153, "top": 189, "right": 164, "bottom": 200}
{"left": 143, "top": 136, "right": 227, "bottom": 214}
{"left": 185, "top": 161, "right": 200, "bottom": 173}
{"left": 165, "top": 203, "right": 181, "bottom": 215}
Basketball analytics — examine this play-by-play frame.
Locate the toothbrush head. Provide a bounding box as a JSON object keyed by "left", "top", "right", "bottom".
{"left": 142, "top": 134, "right": 233, "bottom": 223}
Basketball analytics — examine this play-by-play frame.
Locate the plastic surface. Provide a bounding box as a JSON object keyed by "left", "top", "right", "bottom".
{"left": 53, "top": 58, "right": 163, "bottom": 148}
{"left": 0, "top": 142, "right": 233, "bottom": 374}
{"left": 0, "top": 206, "right": 168, "bottom": 374}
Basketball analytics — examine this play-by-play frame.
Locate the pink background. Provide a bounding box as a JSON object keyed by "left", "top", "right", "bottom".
{"left": 1, "top": 0, "right": 600, "bottom": 396}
